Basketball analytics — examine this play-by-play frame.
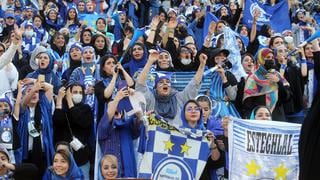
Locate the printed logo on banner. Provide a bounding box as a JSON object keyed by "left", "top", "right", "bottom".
{"left": 250, "top": 3, "right": 272, "bottom": 23}
{"left": 153, "top": 157, "right": 193, "bottom": 180}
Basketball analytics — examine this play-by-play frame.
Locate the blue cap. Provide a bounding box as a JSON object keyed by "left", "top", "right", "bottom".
{"left": 154, "top": 72, "right": 172, "bottom": 89}
{"left": 5, "top": 13, "right": 15, "bottom": 19}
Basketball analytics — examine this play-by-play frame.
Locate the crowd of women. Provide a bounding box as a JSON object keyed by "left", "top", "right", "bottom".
{"left": 0, "top": 0, "right": 319, "bottom": 179}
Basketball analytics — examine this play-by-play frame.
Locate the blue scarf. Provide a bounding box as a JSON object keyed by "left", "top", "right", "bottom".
{"left": 43, "top": 154, "right": 84, "bottom": 180}
{"left": 16, "top": 93, "right": 54, "bottom": 165}
{"left": 209, "top": 71, "right": 240, "bottom": 118}
{"left": 154, "top": 90, "right": 178, "bottom": 120}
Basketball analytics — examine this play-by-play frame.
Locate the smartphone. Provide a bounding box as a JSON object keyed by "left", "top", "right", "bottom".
{"left": 38, "top": 74, "right": 45, "bottom": 83}
{"left": 117, "top": 80, "right": 127, "bottom": 90}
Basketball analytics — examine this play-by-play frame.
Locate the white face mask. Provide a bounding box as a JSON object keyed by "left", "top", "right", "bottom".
{"left": 284, "top": 36, "right": 293, "bottom": 44}
{"left": 181, "top": 58, "right": 191, "bottom": 65}
{"left": 24, "top": 30, "right": 34, "bottom": 37}
{"left": 72, "top": 94, "right": 82, "bottom": 104}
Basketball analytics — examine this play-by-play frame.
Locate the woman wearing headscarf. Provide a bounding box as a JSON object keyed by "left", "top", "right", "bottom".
{"left": 243, "top": 48, "right": 291, "bottom": 121}
{"left": 123, "top": 42, "right": 148, "bottom": 77}
{"left": 26, "top": 46, "right": 61, "bottom": 95}
{"left": 61, "top": 43, "right": 83, "bottom": 83}
{"left": 43, "top": 150, "right": 84, "bottom": 180}
{"left": 97, "top": 87, "right": 142, "bottom": 178}
{"left": 207, "top": 48, "right": 240, "bottom": 119}
{"left": 94, "top": 54, "right": 134, "bottom": 124}
{"left": 64, "top": 7, "right": 80, "bottom": 39}
{"left": 181, "top": 99, "right": 222, "bottom": 180}
{"left": 155, "top": 49, "right": 175, "bottom": 72}
{"left": 92, "top": 34, "right": 110, "bottom": 61}
{"left": 49, "top": 32, "right": 69, "bottom": 78}
{"left": 69, "top": 46, "right": 98, "bottom": 109}
{"left": 17, "top": 78, "right": 55, "bottom": 177}
{"left": 53, "top": 83, "right": 93, "bottom": 179}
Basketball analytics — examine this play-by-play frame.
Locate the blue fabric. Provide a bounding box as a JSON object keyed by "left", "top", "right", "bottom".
{"left": 242, "top": 0, "right": 291, "bottom": 33}
{"left": 209, "top": 72, "right": 240, "bottom": 118}
{"left": 16, "top": 94, "right": 54, "bottom": 166}
{"left": 206, "top": 116, "right": 224, "bottom": 136}
{"left": 43, "top": 153, "right": 84, "bottom": 180}
{"left": 203, "top": 12, "right": 219, "bottom": 40}
{"left": 97, "top": 111, "right": 139, "bottom": 177}
{"left": 188, "top": 19, "right": 204, "bottom": 50}
{"left": 128, "top": 3, "right": 138, "bottom": 28}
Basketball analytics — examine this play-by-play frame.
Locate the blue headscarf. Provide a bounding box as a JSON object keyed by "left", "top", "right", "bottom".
{"left": 16, "top": 93, "right": 54, "bottom": 165}
{"left": 123, "top": 43, "right": 148, "bottom": 77}
{"left": 43, "top": 152, "right": 84, "bottom": 180}
{"left": 180, "top": 100, "right": 204, "bottom": 130}
{"left": 27, "top": 49, "right": 61, "bottom": 94}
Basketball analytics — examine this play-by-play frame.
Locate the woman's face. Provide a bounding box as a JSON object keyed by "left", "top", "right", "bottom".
{"left": 96, "top": 19, "right": 106, "bottom": 31}
{"left": 186, "top": 44, "right": 197, "bottom": 58}
{"left": 214, "top": 52, "right": 227, "bottom": 65}
{"left": 216, "top": 23, "right": 225, "bottom": 34}
{"left": 53, "top": 35, "right": 65, "bottom": 48}
{"left": 220, "top": 7, "right": 228, "bottom": 16}
{"left": 159, "top": 12, "right": 166, "bottom": 22}
{"left": 33, "top": 17, "right": 42, "bottom": 28}
{"left": 119, "top": 13, "right": 126, "bottom": 23}
{"left": 255, "top": 107, "right": 272, "bottom": 120}
{"left": 82, "top": 49, "right": 95, "bottom": 63}
{"left": 103, "top": 58, "right": 116, "bottom": 76}
{"left": 53, "top": 153, "right": 69, "bottom": 177}
{"left": 198, "top": 101, "right": 211, "bottom": 122}
{"left": 304, "top": 44, "right": 314, "bottom": 59}
{"left": 242, "top": 55, "right": 254, "bottom": 73}
{"left": 173, "top": 37, "right": 180, "bottom": 49}
{"left": 0, "top": 102, "right": 10, "bottom": 119}
{"left": 184, "top": 102, "right": 201, "bottom": 126}
{"left": 229, "top": 2, "right": 237, "bottom": 11}
{"left": 158, "top": 52, "right": 170, "bottom": 69}
{"left": 26, "top": 86, "right": 39, "bottom": 104}
{"left": 179, "top": 47, "right": 191, "bottom": 59}
{"left": 236, "top": 38, "right": 243, "bottom": 51}
{"left": 101, "top": 158, "right": 118, "bottom": 179}
{"left": 94, "top": 36, "right": 106, "bottom": 50}
{"left": 68, "top": 9, "right": 76, "bottom": 20}
{"left": 271, "top": 37, "right": 284, "bottom": 49}
{"left": 5, "top": 17, "right": 15, "bottom": 26}
{"left": 240, "top": 26, "right": 248, "bottom": 36}
{"left": 297, "top": 12, "right": 305, "bottom": 21}
{"left": 82, "top": 31, "right": 92, "bottom": 44}
{"left": 48, "top": 11, "right": 57, "bottom": 20}
{"left": 132, "top": 45, "right": 144, "bottom": 60}
{"left": 37, "top": 53, "right": 50, "bottom": 69}
{"left": 276, "top": 46, "right": 288, "bottom": 64}
{"left": 0, "top": 152, "right": 9, "bottom": 175}
{"left": 77, "top": 2, "right": 85, "bottom": 12}
{"left": 70, "top": 47, "right": 82, "bottom": 61}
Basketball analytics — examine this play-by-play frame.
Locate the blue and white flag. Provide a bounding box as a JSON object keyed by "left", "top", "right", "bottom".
{"left": 228, "top": 118, "right": 301, "bottom": 179}
{"left": 242, "top": 0, "right": 291, "bottom": 33}
{"left": 223, "top": 27, "right": 247, "bottom": 81}
{"left": 138, "top": 115, "right": 211, "bottom": 179}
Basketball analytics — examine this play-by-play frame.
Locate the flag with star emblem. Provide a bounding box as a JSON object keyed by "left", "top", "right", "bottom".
{"left": 228, "top": 117, "right": 301, "bottom": 179}
{"left": 138, "top": 114, "right": 211, "bottom": 179}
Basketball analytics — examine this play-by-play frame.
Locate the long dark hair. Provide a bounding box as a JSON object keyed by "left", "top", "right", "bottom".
{"left": 99, "top": 54, "right": 117, "bottom": 78}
